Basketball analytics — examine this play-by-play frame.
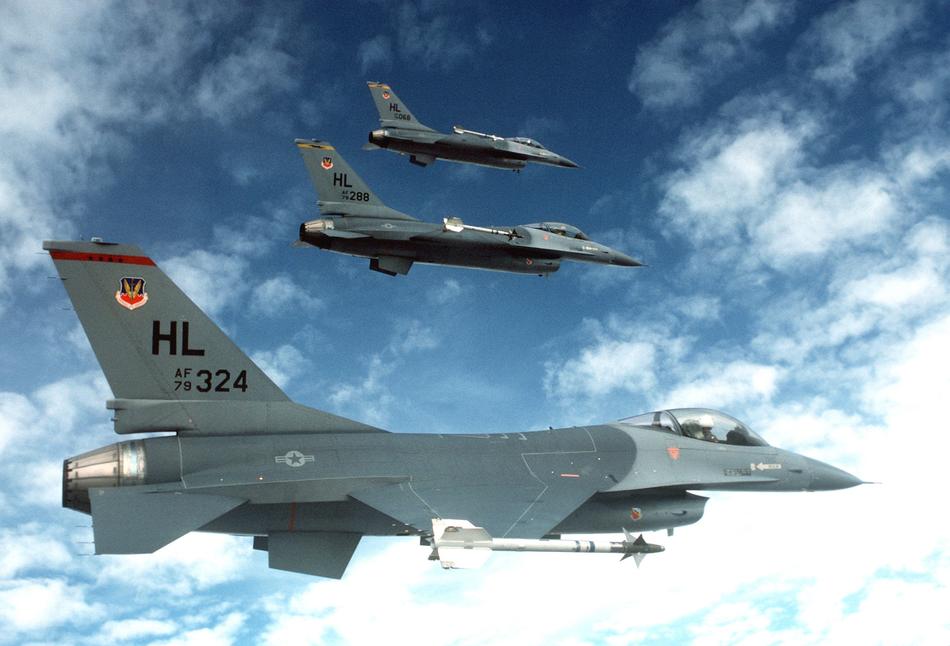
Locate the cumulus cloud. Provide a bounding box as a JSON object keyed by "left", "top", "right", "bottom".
{"left": 95, "top": 534, "right": 252, "bottom": 596}
{"left": 357, "top": 35, "right": 393, "bottom": 74}
{"left": 251, "top": 344, "right": 309, "bottom": 390}
{"left": 162, "top": 250, "right": 250, "bottom": 318}
{"left": 0, "top": 525, "right": 73, "bottom": 579}
{"left": 0, "top": 1, "right": 298, "bottom": 314}
{"left": 194, "top": 20, "right": 297, "bottom": 123}
{"left": 428, "top": 278, "right": 462, "bottom": 305}
{"left": 145, "top": 612, "right": 246, "bottom": 646}
{"left": 395, "top": 3, "right": 479, "bottom": 71}
{"left": 629, "top": 0, "right": 794, "bottom": 109}
{"left": 249, "top": 275, "right": 323, "bottom": 318}
{"left": 751, "top": 217, "right": 949, "bottom": 364}
{"left": 799, "top": 0, "right": 924, "bottom": 87}
{"left": 654, "top": 96, "right": 949, "bottom": 272}
{"left": 0, "top": 578, "right": 104, "bottom": 635}
{"left": 662, "top": 361, "right": 782, "bottom": 409}
{"left": 329, "top": 320, "right": 440, "bottom": 425}
{"left": 97, "top": 618, "right": 178, "bottom": 643}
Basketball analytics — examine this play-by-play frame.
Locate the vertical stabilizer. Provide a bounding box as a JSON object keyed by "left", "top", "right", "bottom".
{"left": 295, "top": 139, "right": 416, "bottom": 220}
{"left": 367, "top": 81, "right": 434, "bottom": 131}
{"left": 44, "top": 241, "right": 289, "bottom": 403}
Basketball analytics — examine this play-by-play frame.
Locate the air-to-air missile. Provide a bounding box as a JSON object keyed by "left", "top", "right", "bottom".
{"left": 364, "top": 82, "right": 578, "bottom": 171}
{"left": 295, "top": 139, "right": 640, "bottom": 276}
{"left": 48, "top": 239, "right": 863, "bottom": 578}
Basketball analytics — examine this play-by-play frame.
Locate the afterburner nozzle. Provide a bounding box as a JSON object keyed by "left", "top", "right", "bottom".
{"left": 63, "top": 441, "right": 146, "bottom": 513}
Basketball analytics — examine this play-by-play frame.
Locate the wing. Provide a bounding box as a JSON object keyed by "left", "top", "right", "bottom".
{"left": 351, "top": 431, "right": 628, "bottom": 539}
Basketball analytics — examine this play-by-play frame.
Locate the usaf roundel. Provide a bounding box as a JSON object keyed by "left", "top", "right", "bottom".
{"left": 115, "top": 277, "right": 148, "bottom": 310}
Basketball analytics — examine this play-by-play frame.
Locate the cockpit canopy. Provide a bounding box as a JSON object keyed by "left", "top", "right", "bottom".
{"left": 510, "top": 137, "right": 545, "bottom": 149}
{"left": 525, "top": 222, "right": 590, "bottom": 240}
{"left": 619, "top": 408, "right": 768, "bottom": 446}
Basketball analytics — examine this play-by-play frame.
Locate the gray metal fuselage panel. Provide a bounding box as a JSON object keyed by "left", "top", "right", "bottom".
{"left": 300, "top": 217, "right": 618, "bottom": 272}
{"left": 380, "top": 129, "right": 558, "bottom": 168}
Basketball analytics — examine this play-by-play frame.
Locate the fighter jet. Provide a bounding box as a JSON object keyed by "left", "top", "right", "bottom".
{"left": 365, "top": 82, "right": 578, "bottom": 171}
{"left": 48, "top": 239, "right": 863, "bottom": 578}
{"left": 295, "top": 139, "right": 639, "bottom": 276}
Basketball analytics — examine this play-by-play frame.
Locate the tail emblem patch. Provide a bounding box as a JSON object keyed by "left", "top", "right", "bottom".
{"left": 115, "top": 277, "right": 148, "bottom": 310}
{"left": 321, "top": 157, "right": 334, "bottom": 170}
{"left": 381, "top": 90, "right": 391, "bottom": 100}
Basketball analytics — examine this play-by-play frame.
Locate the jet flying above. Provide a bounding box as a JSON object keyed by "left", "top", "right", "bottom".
{"left": 48, "top": 239, "right": 862, "bottom": 578}
{"left": 295, "top": 139, "right": 639, "bottom": 276}
{"left": 365, "top": 82, "right": 578, "bottom": 171}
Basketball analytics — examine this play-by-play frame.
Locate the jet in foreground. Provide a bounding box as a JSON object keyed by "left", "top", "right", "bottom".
{"left": 365, "top": 81, "right": 578, "bottom": 170}
{"left": 295, "top": 139, "right": 639, "bottom": 276}
{"left": 49, "top": 239, "right": 862, "bottom": 578}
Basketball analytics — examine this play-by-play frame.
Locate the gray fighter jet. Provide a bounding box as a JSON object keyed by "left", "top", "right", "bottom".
{"left": 48, "top": 239, "right": 863, "bottom": 578}
{"left": 365, "top": 82, "right": 578, "bottom": 170}
{"left": 296, "top": 139, "right": 639, "bottom": 276}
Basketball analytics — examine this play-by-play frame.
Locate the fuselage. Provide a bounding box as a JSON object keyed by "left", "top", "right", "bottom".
{"left": 299, "top": 216, "right": 638, "bottom": 274}
{"left": 369, "top": 127, "right": 578, "bottom": 170}
{"left": 64, "top": 421, "right": 859, "bottom": 541}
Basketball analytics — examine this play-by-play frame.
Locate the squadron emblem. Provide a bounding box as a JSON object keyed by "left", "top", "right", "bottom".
{"left": 115, "top": 277, "right": 148, "bottom": 310}
{"left": 321, "top": 156, "right": 334, "bottom": 170}
{"left": 382, "top": 90, "right": 391, "bottom": 100}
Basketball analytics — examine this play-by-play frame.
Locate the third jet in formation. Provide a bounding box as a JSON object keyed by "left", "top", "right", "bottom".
{"left": 365, "top": 82, "right": 578, "bottom": 171}
{"left": 295, "top": 139, "right": 640, "bottom": 276}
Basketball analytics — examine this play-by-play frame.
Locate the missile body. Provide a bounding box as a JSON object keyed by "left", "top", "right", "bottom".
{"left": 432, "top": 519, "right": 664, "bottom": 569}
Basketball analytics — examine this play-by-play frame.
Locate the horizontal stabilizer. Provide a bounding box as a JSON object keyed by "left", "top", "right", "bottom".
{"left": 89, "top": 487, "right": 245, "bottom": 554}
{"left": 263, "top": 531, "right": 362, "bottom": 579}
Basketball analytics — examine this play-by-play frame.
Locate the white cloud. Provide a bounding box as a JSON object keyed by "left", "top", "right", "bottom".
{"left": 655, "top": 98, "right": 944, "bottom": 272}
{"left": 393, "top": 2, "right": 483, "bottom": 71}
{"left": 0, "top": 1, "right": 298, "bottom": 314}
{"left": 194, "top": 20, "right": 297, "bottom": 123}
{"left": 662, "top": 361, "right": 782, "bottom": 409}
{"left": 545, "top": 338, "right": 658, "bottom": 398}
{"left": 629, "top": 0, "right": 794, "bottom": 109}
{"left": 751, "top": 217, "right": 949, "bottom": 364}
{"left": 0, "top": 578, "right": 104, "bottom": 635}
{"left": 161, "top": 250, "right": 249, "bottom": 317}
{"left": 329, "top": 319, "right": 440, "bottom": 425}
{"left": 146, "top": 612, "right": 245, "bottom": 646}
{"left": 661, "top": 110, "right": 814, "bottom": 242}
{"left": 357, "top": 35, "right": 393, "bottom": 74}
{"left": 429, "top": 278, "right": 462, "bottom": 305}
{"left": 672, "top": 295, "right": 721, "bottom": 321}
{"left": 251, "top": 344, "right": 309, "bottom": 390}
{"left": 0, "top": 392, "right": 33, "bottom": 457}
{"left": 98, "top": 618, "right": 177, "bottom": 643}
{"left": 95, "top": 533, "right": 252, "bottom": 596}
{"left": 801, "top": 0, "right": 923, "bottom": 87}
{"left": 249, "top": 275, "right": 323, "bottom": 318}
{"left": 0, "top": 525, "right": 73, "bottom": 579}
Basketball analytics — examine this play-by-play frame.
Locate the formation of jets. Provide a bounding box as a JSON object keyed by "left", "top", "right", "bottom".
{"left": 49, "top": 81, "right": 862, "bottom": 579}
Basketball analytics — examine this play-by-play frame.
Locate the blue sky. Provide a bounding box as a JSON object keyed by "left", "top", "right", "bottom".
{"left": 1, "top": 1, "right": 948, "bottom": 644}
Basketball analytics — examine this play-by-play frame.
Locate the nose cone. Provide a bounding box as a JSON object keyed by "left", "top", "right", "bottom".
{"left": 610, "top": 250, "right": 644, "bottom": 267}
{"left": 804, "top": 457, "right": 863, "bottom": 491}
{"left": 556, "top": 155, "right": 579, "bottom": 168}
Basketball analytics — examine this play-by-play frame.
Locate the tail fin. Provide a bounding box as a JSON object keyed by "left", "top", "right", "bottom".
{"left": 295, "top": 139, "right": 416, "bottom": 221}
{"left": 367, "top": 81, "right": 434, "bottom": 131}
{"left": 45, "top": 240, "right": 383, "bottom": 434}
